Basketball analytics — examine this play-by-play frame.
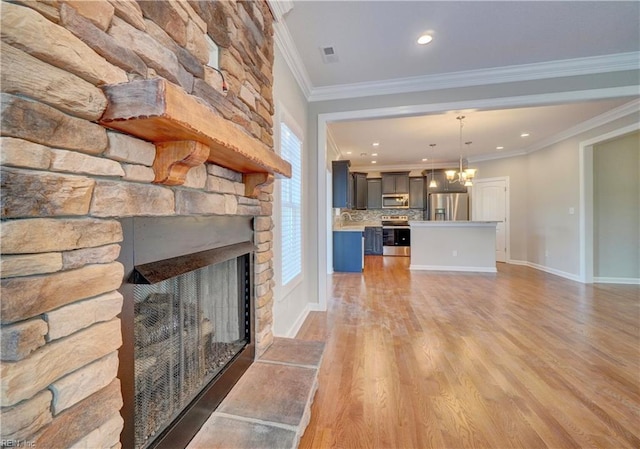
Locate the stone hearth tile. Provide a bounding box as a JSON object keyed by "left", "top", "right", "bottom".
{"left": 217, "top": 361, "right": 316, "bottom": 427}
{"left": 260, "top": 337, "right": 325, "bottom": 368}
{"left": 186, "top": 414, "right": 296, "bottom": 449}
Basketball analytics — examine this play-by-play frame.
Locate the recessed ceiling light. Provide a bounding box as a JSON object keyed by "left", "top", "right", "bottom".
{"left": 372, "top": 142, "right": 380, "bottom": 147}
{"left": 371, "top": 161, "right": 377, "bottom": 164}
{"left": 346, "top": 151, "right": 352, "bottom": 155}
{"left": 372, "top": 153, "right": 378, "bottom": 156}
{"left": 496, "top": 146, "right": 504, "bottom": 150}
{"left": 521, "top": 133, "right": 530, "bottom": 138}
{"left": 417, "top": 34, "right": 433, "bottom": 45}
{"left": 422, "top": 158, "right": 428, "bottom": 162}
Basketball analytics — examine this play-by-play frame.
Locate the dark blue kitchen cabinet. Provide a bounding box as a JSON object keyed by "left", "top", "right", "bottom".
{"left": 382, "top": 172, "right": 410, "bottom": 194}
{"left": 409, "top": 177, "right": 425, "bottom": 209}
{"left": 332, "top": 160, "right": 352, "bottom": 208}
{"left": 333, "top": 231, "right": 363, "bottom": 272}
{"left": 353, "top": 172, "right": 368, "bottom": 210}
{"left": 367, "top": 178, "right": 382, "bottom": 209}
{"left": 364, "top": 227, "right": 383, "bottom": 255}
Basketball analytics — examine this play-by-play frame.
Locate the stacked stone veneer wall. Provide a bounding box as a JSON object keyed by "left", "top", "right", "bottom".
{"left": 0, "top": 1, "right": 276, "bottom": 447}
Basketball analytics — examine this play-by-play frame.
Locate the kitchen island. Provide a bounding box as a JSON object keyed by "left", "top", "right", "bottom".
{"left": 409, "top": 221, "right": 499, "bottom": 273}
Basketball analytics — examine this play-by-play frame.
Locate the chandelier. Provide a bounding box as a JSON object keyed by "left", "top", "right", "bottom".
{"left": 445, "top": 116, "right": 477, "bottom": 187}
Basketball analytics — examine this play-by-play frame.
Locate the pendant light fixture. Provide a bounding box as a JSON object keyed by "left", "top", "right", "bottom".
{"left": 445, "top": 116, "right": 477, "bottom": 187}
{"left": 428, "top": 143, "right": 437, "bottom": 188}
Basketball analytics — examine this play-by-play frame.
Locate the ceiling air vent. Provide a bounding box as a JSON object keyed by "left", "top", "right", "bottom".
{"left": 321, "top": 46, "right": 339, "bottom": 64}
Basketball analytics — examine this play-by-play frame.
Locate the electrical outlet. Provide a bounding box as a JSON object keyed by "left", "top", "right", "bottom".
{"left": 569, "top": 207, "right": 575, "bottom": 215}
{"left": 452, "top": 250, "right": 458, "bottom": 257}
{"left": 545, "top": 250, "right": 549, "bottom": 258}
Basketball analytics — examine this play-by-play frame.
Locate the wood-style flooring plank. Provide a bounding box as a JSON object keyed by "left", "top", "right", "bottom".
{"left": 296, "top": 257, "right": 640, "bottom": 449}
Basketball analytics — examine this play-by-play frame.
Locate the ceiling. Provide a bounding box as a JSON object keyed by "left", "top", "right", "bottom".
{"left": 276, "top": 1, "right": 640, "bottom": 167}
{"left": 326, "top": 99, "right": 632, "bottom": 169}
{"left": 283, "top": 1, "right": 639, "bottom": 88}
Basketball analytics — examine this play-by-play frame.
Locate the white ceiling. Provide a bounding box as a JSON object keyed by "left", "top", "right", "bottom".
{"left": 327, "top": 98, "right": 632, "bottom": 169}
{"left": 283, "top": 1, "right": 639, "bottom": 88}
{"left": 276, "top": 1, "right": 640, "bottom": 167}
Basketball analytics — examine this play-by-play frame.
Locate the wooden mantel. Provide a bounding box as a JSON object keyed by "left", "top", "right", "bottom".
{"left": 99, "top": 78, "right": 291, "bottom": 194}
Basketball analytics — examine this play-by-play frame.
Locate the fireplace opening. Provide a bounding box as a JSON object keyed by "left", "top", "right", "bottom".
{"left": 118, "top": 216, "right": 256, "bottom": 449}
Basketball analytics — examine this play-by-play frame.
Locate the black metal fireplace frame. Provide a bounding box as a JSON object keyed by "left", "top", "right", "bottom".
{"left": 118, "top": 216, "right": 256, "bottom": 449}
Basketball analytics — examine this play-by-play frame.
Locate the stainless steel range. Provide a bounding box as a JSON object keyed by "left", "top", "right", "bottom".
{"left": 381, "top": 215, "right": 411, "bottom": 256}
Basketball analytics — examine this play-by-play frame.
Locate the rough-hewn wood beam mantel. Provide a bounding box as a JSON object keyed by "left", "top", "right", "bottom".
{"left": 98, "top": 78, "right": 291, "bottom": 194}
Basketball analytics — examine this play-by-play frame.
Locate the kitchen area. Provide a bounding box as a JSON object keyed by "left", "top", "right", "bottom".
{"left": 332, "top": 160, "right": 498, "bottom": 273}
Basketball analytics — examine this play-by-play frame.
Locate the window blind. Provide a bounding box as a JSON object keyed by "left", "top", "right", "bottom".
{"left": 280, "top": 122, "right": 302, "bottom": 285}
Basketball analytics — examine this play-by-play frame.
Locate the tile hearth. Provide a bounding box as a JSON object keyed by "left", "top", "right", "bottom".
{"left": 187, "top": 337, "right": 325, "bottom": 449}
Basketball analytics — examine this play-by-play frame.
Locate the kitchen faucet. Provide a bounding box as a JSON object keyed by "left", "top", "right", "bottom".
{"left": 340, "top": 212, "right": 353, "bottom": 221}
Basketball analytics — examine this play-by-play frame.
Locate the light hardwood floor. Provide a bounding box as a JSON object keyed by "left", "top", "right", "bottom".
{"left": 297, "top": 256, "right": 640, "bottom": 449}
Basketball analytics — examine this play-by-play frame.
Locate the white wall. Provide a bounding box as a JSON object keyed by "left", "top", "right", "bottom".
{"left": 526, "top": 137, "right": 582, "bottom": 276}
{"left": 272, "top": 45, "right": 314, "bottom": 337}
{"left": 473, "top": 157, "right": 528, "bottom": 261}
{"left": 475, "top": 114, "right": 639, "bottom": 280}
{"left": 594, "top": 131, "right": 640, "bottom": 279}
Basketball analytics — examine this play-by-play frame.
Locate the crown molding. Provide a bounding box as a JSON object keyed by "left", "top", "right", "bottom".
{"left": 325, "top": 128, "right": 341, "bottom": 162}
{"left": 324, "top": 86, "right": 638, "bottom": 166}
{"left": 268, "top": 0, "right": 313, "bottom": 99}
{"left": 521, "top": 98, "right": 640, "bottom": 154}
{"left": 468, "top": 98, "right": 640, "bottom": 164}
{"left": 267, "top": 0, "right": 293, "bottom": 22}
{"left": 308, "top": 52, "right": 640, "bottom": 102}
{"left": 321, "top": 86, "right": 639, "bottom": 124}
{"left": 350, "top": 162, "right": 458, "bottom": 172}
{"left": 468, "top": 149, "right": 529, "bottom": 164}
{"left": 273, "top": 22, "right": 313, "bottom": 99}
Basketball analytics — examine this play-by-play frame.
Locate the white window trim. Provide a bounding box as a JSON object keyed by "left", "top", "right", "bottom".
{"left": 274, "top": 104, "right": 304, "bottom": 300}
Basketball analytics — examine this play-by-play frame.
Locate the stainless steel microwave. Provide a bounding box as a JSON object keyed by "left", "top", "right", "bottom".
{"left": 381, "top": 194, "right": 409, "bottom": 209}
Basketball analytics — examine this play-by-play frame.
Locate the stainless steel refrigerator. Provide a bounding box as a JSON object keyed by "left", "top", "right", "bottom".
{"left": 428, "top": 193, "right": 469, "bottom": 221}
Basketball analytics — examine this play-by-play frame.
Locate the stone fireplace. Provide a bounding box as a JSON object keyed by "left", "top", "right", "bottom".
{"left": 0, "top": 1, "right": 285, "bottom": 447}
{"left": 118, "top": 215, "right": 256, "bottom": 449}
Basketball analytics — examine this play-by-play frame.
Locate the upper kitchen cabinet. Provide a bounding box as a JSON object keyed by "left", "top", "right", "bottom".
{"left": 332, "top": 160, "right": 352, "bottom": 208}
{"left": 353, "top": 172, "right": 368, "bottom": 210}
{"left": 367, "top": 178, "right": 382, "bottom": 209}
{"left": 409, "top": 177, "right": 425, "bottom": 209}
{"left": 381, "top": 172, "right": 410, "bottom": 194}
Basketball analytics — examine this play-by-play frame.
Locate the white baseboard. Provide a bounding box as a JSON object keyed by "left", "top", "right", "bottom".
{"left": 409, "top": 264, "right": 497, "bottom": 273}
{"left": 278, "top": 300, "right": 326, "bottom": 338}
{"left": 594, "top": 276, "right": 640, "bottom": 285}
{"left": 281, "top": 303, "right": 312, "bottom": 338}
{"left": 524, "top": 262, "right": 582, "bottom": 282}
{"left": 309, "top": 302, "right": 326, "bottom": 312}
{"left": 507, "top": 260, "right": 639, "bottom": 284}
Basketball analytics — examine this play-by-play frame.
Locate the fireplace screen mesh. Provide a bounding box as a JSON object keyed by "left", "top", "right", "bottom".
{"left": 133, "top": 257, "right": 247, "bottom": 449}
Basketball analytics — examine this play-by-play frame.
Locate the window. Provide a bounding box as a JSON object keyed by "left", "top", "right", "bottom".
{"left": 280, "top": 122, "right": 302, "bottom": 286}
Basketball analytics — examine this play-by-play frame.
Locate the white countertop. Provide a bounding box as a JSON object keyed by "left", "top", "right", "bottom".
{"left": 335, "top": 221, "right": 499, "bottom": 231}
{"left": 410, "top": 221, "right": 499, "bottom": 227}
{"left": 333, "top": 226, "right": 366, "bottom": 232}
{"left": 333, "top": 221, "right": 382, "bottom": 232}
